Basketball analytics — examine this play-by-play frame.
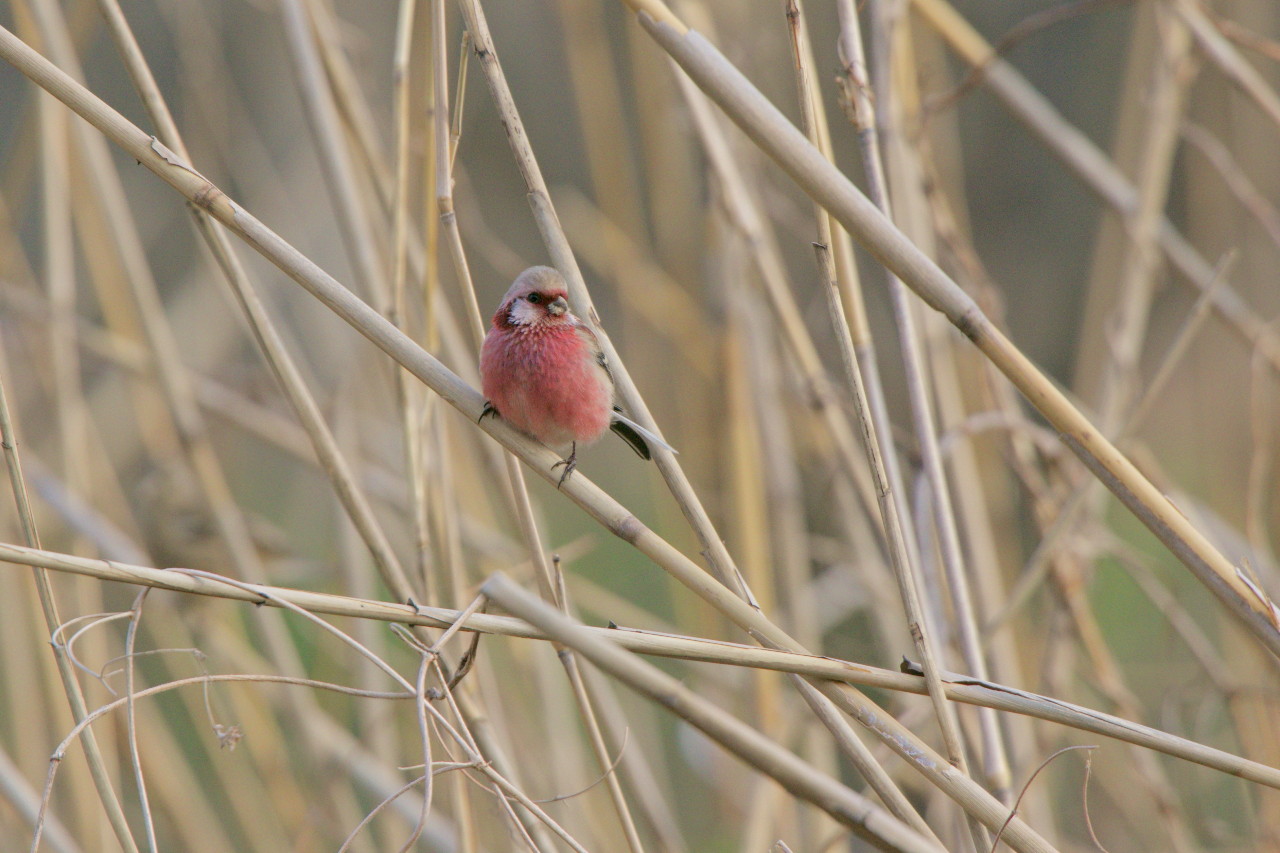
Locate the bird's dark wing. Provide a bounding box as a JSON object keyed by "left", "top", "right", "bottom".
{"left": 610, "top": 415, "right": 652, "bottom": 460}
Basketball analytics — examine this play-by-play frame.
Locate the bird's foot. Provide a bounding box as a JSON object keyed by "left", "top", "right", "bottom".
{"left": 478, "top": 401, "right": 497, "bottom": 424}
{"left": 551, "top": 443, "right": 578, "bottom": 488}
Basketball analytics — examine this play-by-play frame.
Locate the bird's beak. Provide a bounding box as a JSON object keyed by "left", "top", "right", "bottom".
{"left": 547, "top": 296, "right": 569, "bottom": 316}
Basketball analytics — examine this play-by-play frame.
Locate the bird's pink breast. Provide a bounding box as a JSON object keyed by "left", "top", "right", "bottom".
{"left": 480, "top": 324, "right": 613, "bottom": 449}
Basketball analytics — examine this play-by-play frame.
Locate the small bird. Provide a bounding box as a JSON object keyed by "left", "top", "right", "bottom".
{"left": 479, "top": 266, "right": 672, "bottom": 485}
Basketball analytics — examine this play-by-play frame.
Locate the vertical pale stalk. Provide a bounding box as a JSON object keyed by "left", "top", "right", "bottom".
{"left": 672, "top": 70, "right": 885, "bottom": 540}
{"left": 35, "top": 34, "right": 126, "bottom": 842}
{"left": 553, "top": 0, "right": 648, "bottom": 240}
{"left": 303, "top": 0, "right": 397, "bottom": 214}
{"left": 390, "top": 0, "right": 434, "bottom": 599}
{"left": 41, "top": 64, "right": 89, "bottom": 517}
{"left": 1066, "top": 12, "right": 1201, "bottom": 849}
{"left": 843, "top": 0, "right": 1013, "bottom": 803}
{"left": 39, "top": 52, "right": 122, "bottom": 841}
{"left": 1090, "top": 11, "right": 1193, "bottom": 434}
{"left": 722, "top": 296, "right": 794, "bottom": 846}
{"left": 278, "top": 0, "right": 389, "bottom": 307}
{"left": 861, "top": 2, "right": 987, "bottom": 802}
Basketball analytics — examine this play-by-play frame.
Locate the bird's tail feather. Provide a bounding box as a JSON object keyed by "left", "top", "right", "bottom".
{"left": 610, "top": 410, "right": 677, "bottom": 459}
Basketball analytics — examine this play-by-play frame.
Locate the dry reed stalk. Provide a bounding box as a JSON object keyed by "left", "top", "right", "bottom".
{"left": 3, "top": 1, "right": 1280, "bottom": 849}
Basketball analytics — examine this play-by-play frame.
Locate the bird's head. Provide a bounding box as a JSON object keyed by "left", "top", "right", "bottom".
{"left": 494, "top": 266, "right": 573, "bottom": 329}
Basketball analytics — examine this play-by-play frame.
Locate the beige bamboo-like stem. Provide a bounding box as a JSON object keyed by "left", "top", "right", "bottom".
{"left": 278, "top": 0, "right": 389, "bottom": 307}
{"left": 30, "top": 12, "right": 126, "bottom": 843}
{"left": 390, "top": 0, "right": 435, "bottom": 600}
{"left": 614, "top": 3, "right": 1280, "bottom": 660}
{"left": 1090, "top": 9, "right": 1192, "bottom": 436}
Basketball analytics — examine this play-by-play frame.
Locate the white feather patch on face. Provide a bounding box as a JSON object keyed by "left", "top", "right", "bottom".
{"left": 506, "top": 295, "right": 547, "bottom": 326}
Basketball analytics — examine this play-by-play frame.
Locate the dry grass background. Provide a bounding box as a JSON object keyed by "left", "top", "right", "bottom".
{"left": 0, "top": 0, "right": 1279, "bottom": 850}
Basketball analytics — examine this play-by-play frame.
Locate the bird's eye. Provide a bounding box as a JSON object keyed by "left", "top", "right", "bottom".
{"left": 526, "top": 293, "right": 542, "bottom": 304}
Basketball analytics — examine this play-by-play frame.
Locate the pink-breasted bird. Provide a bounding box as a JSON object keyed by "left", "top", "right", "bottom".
{"left": 479, "top": 266, "right": 672, "bottom": 485}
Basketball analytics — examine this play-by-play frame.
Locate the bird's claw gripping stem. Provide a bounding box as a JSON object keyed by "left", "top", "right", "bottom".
{"left": 551, "top": 443, "right": 578, "bottom": 488}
